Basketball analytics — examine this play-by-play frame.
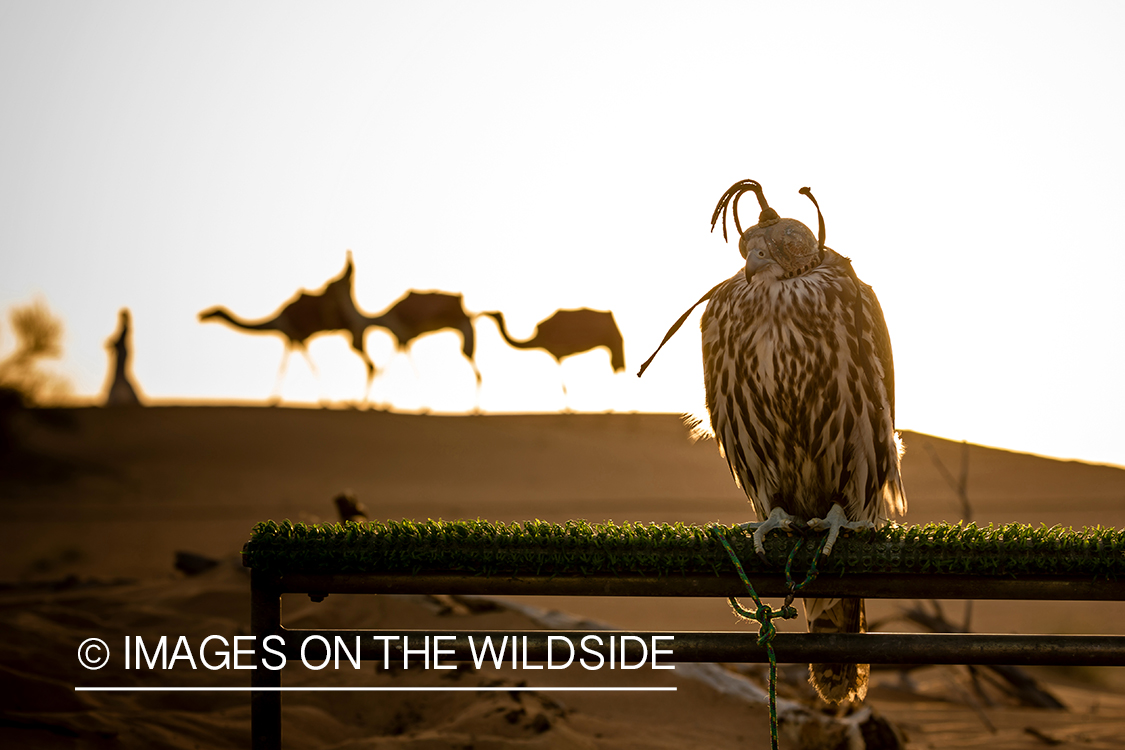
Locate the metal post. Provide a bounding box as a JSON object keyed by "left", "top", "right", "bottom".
{"left": 275, "top": 571, "right": 1125, "bottom": 601}
{"left": 251, "top": 570, "right": 281, "bottom": 750}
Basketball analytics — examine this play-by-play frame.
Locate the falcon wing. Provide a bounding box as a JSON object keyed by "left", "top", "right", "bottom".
{"left": 861, "top": 282, "right": 895, "bottom": 426}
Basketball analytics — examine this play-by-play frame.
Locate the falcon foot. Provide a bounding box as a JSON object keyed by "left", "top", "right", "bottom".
{"left": 738, "top": 506, "right": 797, "bottom": 560}
{"left": 807, "top": 503, "right": 874, "bottom": 557}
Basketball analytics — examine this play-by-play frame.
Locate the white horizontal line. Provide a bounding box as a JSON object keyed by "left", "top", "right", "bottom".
{"left": 75, "top": 686, "right": 676, "bottom": 692}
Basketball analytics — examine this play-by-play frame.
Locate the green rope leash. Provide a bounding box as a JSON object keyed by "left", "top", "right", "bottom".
{"left": 712, "top": 527, "right": 827, "bottom": 750}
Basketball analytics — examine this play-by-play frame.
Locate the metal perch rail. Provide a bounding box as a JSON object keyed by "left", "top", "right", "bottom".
{"left": 243, "top": 519, "right": 1125, "bottom": 749}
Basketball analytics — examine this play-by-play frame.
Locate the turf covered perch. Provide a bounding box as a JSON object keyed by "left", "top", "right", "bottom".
{"left": 244, "top": 519, "right": 1125, "bottom": 750}
{"left": 243, "top": 519, "right": 1125, "bottom": 597}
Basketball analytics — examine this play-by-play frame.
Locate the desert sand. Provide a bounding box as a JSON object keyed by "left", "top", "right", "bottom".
{"left": 3, "top": 406, "right": 1125, "bottom": 748}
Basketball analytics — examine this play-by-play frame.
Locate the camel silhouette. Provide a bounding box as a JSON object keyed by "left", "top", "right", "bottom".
{"left": 199, "top": 252, "right": 481, "bottom": 403}
{"left": 199, "top": 253, "right": 373, "bottom": 399}
{"left": 483, "top": 308, "right": 625, "bottom": 399}
{"left": 365, "top": 290, "right": 482, "bottom": 386}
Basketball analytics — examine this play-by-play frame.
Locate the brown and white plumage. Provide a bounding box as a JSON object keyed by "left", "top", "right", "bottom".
{"left": 700, "top": 180, "right": 906, "bottom": 703}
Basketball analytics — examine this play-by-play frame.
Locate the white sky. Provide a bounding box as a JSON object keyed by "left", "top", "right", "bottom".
{"left": 2, "top": 2, "right": 1123, "bottom": 466}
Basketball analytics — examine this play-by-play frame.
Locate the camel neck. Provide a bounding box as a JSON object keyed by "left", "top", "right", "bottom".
{"left": 490, "top": 315, "right": 535, "bottom": 349}
{"left": 211, "top": 308, "right": 279, "bottom": 332}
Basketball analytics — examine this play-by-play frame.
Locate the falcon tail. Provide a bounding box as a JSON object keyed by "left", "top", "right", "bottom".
{"left": 807, "top": 597, "right": 869, "bottom": 703}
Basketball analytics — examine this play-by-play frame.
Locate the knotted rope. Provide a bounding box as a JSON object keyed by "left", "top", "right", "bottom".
{"left": 712, "top": 527, "right": 827, "bottom": 750}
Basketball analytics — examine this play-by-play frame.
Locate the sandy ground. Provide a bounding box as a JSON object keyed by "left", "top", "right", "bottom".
{"left": 3, "top": 406, "right": 1125, "bottom": 748}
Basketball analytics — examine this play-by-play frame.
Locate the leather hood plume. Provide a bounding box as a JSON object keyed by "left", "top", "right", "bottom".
{"left": 711, "top": 179, "right": 821, "bottom": 275}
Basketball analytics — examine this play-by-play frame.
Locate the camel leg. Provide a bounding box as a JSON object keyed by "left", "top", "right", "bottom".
{"left": 296, "top": 349, "right": 331, "bottom": 407}
{"left": 361, "top": 365, "right": 376, "bottom": 409}
{"left": 459, "top": 327, "right": 482, "bottom": 388}
{"left": 560, "top": 372, "right": 574, "bottom": 414}
{"left": 349, "top": 336, "right": 378, "bottom": 409}
{"left": 403, "top": 351, "right": 433, "bottom": 414}
{"left": 458, "top": 329, "right": 483, "bottom": 414}
{"left": 471, "top": 372, "right": 483, "bottom": 415}
{"left": 368, "top": 352, "right": 396, "bottom": 412}
{"left": 405, "top": 351, "right": 422, "bottom": 381}
{"left": 352, "top": 344, "right": 377, "bottom": 409}
{"left": 270, "top": 348, "right": 292, "bottom": 405}
{"left": 364, "top": 369, "right": 394, "bottom": 412}
{"left": 298, "top": 348, "right": 319, "bottom": 379}
{"left": 464, "top": 347, "right": 482, "bottom": 415}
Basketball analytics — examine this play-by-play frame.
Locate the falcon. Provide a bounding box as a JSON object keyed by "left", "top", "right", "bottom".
{"left": 643, "top": 179, "right": 906, "bottom": 703}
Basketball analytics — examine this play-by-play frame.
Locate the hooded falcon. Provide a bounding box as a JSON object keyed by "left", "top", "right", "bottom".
{"left": 642, "top": 179, "right": 906, "bottom": 704}
{"left": 705, "top": 179, "right": 906, "bottom": 703}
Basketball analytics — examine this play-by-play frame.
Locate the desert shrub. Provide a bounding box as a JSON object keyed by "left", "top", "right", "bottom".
{"left": 0, "top": 299, "right": 72, "bottom": 406}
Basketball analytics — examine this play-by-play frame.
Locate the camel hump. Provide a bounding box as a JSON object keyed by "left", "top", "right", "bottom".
{"left": 538, "top": 309, "right": 625, "bottom": 369}
{"left": 401, "top": 290, "right": 464, "bottom": 312}
{"left": 385, "top": 291, "right": 472, "bottom": 342}
{"left": 325, "top": 253, "right": 355, "bottom": 295}
{"left": 282, "top": 289, "right": 354, "bottom": 340}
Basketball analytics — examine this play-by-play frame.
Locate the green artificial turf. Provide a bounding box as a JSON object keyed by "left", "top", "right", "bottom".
{"left": 241, "top": 518, "right": 1125, "bottom": 579}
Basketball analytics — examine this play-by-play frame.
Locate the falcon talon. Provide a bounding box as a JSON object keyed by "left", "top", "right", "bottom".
{"left": 738, "top": 507, "right": 797, "bottom": 559}
{"left": 808, "top": 504, "right": 878, "bottom": 557}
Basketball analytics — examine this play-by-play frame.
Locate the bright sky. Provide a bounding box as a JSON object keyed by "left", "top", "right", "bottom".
{"left": 2, "top": 2, "right": 1124, "bottom": 466}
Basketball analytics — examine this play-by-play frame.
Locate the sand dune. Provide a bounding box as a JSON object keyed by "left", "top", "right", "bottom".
{"left": 3, "top": 407, "right": 1125, "bottom": 748}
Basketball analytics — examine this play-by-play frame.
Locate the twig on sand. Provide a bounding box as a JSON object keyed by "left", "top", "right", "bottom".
{"left": 942, "top": 668, "right": 997, "bottom": 733}
{"left": 923, "top": 439, "right": 972, "bottom": 522}
{"left": 880, "top": 600, "right": 1067, "bottom": 711}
